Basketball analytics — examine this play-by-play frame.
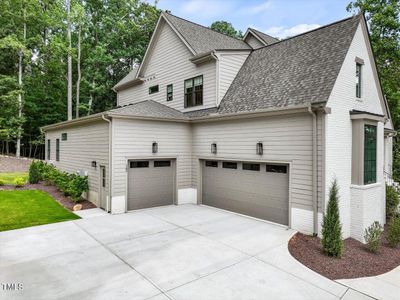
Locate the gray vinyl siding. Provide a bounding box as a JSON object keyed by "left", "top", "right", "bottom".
{"left": 45, "top": 120, "right": 110, "bottom": 206}
{"left": 111, "top": 118, "right": 192, "bottom": 197}
{"left": 218, "top": 52, "right": 250, "bottom": 104}
{"left": 244, "top": 34, "right": 265, "bottom": 49}
{"left": 118, "top": 19, "right": 216, "bottom": 111}
{"left": 192, "top": 113, "right": 323, "bottom": 212}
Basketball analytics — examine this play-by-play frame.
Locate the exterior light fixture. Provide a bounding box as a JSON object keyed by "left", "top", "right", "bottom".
{"left": 152, "top": 142, "right": 158, "bottom": 153}
{"left": 91, "top": 161, "right": 97, "bottom": 168}
{"left": 256, "top": 142, "right": 263, "bottom": 155}
{"left": 211, "top": 143, "right": 217, "bottom": 154}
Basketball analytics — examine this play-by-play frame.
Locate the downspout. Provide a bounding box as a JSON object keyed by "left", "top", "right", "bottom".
{"left": 308, "top": 105, "right": 318, "bottom": 235}
{"left": 102, "top": 114, "right": 112, "bottom": 213}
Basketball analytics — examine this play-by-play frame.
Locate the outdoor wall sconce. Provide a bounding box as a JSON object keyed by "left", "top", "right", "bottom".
{"left": 91, "top": 161, "right": 97, "bottom": 168}
{"left": 152, "top": 142, "right": 158, "bottom": 153}
{"left": 211, "top": 143, "right": 217, "bottom": 154}
{"left": 256, "top": 142, "right": 263, "bottom": 155}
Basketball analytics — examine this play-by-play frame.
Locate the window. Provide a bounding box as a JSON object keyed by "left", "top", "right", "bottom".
{"left": 356, "top": 63, "right": 362, "bottom": 98}
{"left": 149, "top": 85, "right": 159, "bottom": 94}
{"left": 364, "top": 125, "right": 377, "bottom": 184}
{"left": 56, "top": 139, "right": 60, "bottom": 161}
{"left": 130, "top": 161, "right": 149, "bottom": 168}
{"left": 61, "top": 133, "right": 67, "bottom": 141}
{"left": 243, "top": 163, "right": 260, "bottom": 171}
{"left": 266, "top": 164, "right": 287, "bottom": 173}
{"left": 222, "top": 162, "right": 237, "bottom": 169}
{"left": 184, "top": 75, "right": 203, "bottom": 108}
{"left": 47, "top": 139, "right": 50, "bottom": 160}
{"left": 166, "top": 84, "right": 173, "bottom": 101}
{"left": 102, "top": 167, "right": 106, "bottom": 188}
{"left": 154, "top": 160, "right": 171, "bottom": 167}
{"left": 205, "top": 160, "right": 218, "bottom": 167}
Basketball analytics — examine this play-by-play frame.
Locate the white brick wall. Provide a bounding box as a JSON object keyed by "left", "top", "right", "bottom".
{"left": 325, "top": 22, "right": 386, "bottom": 239}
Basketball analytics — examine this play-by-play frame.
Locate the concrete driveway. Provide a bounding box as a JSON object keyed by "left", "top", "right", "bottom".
{"left": 0, "top": 204, "right": 371, "bottom": 300}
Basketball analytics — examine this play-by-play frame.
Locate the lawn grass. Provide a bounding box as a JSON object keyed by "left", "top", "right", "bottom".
{"left": 0, "top": 190, "right": 80, "bottom": 231}
{"left": 0, "top": 172, "right": 28, "bottom": 185}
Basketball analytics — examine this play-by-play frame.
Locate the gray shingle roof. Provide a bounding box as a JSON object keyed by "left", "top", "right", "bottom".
{"left": 218, "top": 15, "right": 361, "bottom": 114}
{"left": 163, "top": 13, "right": 251, "bottom": 54}
{"left": 108, "top": 100, "right": 188, "bottom": 120}
{"left": 248, "top": 28, "right": 279, "bottom": 45}
{"left": 113, "top": 67, "right": 139, "bottom": 90}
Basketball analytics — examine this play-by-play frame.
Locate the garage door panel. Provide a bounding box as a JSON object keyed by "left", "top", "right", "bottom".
{"left": 202, "top": 160, "right": 289, "bottom": 225}
{"left": 128, "top": 160, "right": 174, "bottom": 211}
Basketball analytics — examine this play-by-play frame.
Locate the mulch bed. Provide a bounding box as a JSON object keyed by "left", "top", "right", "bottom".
{"left": 288, "top": 229, "right": 400, "bottom": 280}
{"left": 0, "top": 182, "right": 96, "bottom": 211}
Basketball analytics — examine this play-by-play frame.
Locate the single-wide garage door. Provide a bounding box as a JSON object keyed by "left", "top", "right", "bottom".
{"left": 127, "top": 160, "right": 174, "bottom": 210}
{"left": 202, "top": 160, "right": 289, "bottom": 225}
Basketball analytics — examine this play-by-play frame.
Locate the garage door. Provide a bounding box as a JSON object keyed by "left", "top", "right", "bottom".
{"left": 202, "top": 160, "right": 289, "bottom": 225}
{"left": 127, "top": 160, "right": 175, "bottom": 210}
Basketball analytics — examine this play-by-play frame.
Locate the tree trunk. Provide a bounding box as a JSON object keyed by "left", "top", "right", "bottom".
{"left": 88, "top": 80, "right": 95, "bottom": 116}
{"left": 76, "top": 22, "right": 81, "bottom": 118}
{"left": 67, "top": 0, "right": 72, "bottom": 120}
{"left": 6, "top": 141, "right": 9, "bottom": 155}
{"left": 16, "top": 8, "right": 26, "bottom": 158}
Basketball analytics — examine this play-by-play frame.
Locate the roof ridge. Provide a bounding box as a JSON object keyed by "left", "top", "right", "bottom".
{"left": 252, "top": 14, "right": 361, "bottom": 53}
{"left": 248, "top": 28, "right": 278, "bottom": 41}
{"left": 146, "top": 100, "right": 187, "bottom": 115}
{"left": 163, "top": 11, "right": 247, "bottom": 45}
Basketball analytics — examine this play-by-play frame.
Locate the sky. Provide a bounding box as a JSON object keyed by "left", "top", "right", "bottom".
{"left": 148, "top": 0, "right": 354, "bottom": 38}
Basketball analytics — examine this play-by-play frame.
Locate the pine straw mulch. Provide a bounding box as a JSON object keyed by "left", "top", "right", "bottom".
{"left": 288, "top": 227, "right": 400, "bottom": 280}
{"left": 0, "top": 182, "right": 96, "bottom": 211}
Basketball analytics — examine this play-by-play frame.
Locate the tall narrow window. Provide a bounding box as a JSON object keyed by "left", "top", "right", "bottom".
{"left": 356, "top": 63, "right": 362, "bottom": 98}
{"left": 184, "top": 75, "right": 203, "bottom": 108}
{"left": 167, "top": 84, "right": 173, "bottom": 101}
{"left": 364, "top": 125, "right": 376, "bottom": 184}
{"left": 56, "top": 139, "right": 60, "bottom": 162}
{"left": 47, "top": 139, "right": 51, "bottom": 160}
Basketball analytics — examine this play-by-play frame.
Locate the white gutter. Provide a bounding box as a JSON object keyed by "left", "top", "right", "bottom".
{"left": 308, "top": 105, "right": 318, "bottom": 235}
{"left": 102, "top": 114, "right": 112, "bottom": 213}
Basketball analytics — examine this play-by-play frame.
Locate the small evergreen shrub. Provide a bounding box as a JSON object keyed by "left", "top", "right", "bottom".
{"left": 386, "top": 185, "right": 399, "bottom": 219}
{"left": 13, "top": 177, "right": 26, "bottom": 187}
{"left": 364, "top": 221, "right": 384, "bottom": 253}
{"left": 0, "top": 180, "right": 4, "bottom": 186}
{"left": 388, "top": 216, "right": 400, "bottom": 248}
{"left": 29, "top": 161, "right": 41, "bottom": 184}
{"left": 321, "top": 179, "right": 343, "bottom": 258}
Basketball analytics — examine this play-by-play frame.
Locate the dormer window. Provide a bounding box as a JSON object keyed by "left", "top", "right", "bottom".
{"left": 149, "top": 85, "right": 159, "bottom": 94}
{"left": 184, "top": 75, "right": 203, "bottom": 108}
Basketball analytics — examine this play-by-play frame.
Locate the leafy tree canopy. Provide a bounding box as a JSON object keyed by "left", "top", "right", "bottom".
{"left": 210, "top": 20, "right": 243, "bottom": 39}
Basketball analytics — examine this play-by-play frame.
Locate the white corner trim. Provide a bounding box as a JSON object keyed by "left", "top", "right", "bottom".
{"left": 178, "top": 188, "right": 197, "bottom": 204}
{"left": 111, "top": 195, "right": 126, "bottom": 214}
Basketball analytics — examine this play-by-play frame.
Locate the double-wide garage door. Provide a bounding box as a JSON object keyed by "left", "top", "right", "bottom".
{"left": 127, "top": 160, "right": 174, "bottom": 210}
{"left": 202, "top": 160, "right": 289, "bottom": 225}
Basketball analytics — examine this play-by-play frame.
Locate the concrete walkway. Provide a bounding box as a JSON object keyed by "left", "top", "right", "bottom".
{"left": 338, "top": 267, "right": 400, "bottom": 300}
{"left": 0, "top": 204, "right": 374, "bottom": 299}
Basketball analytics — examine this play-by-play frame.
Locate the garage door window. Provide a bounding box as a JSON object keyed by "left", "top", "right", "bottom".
{"left": 130, "top": 161, "right": 149, "bottom": 168}
{"left": 205, "top": 160, "right": 218, "bottom": 167}
{"left": 222, "top": 162, "right": 237, "bottom": 169}
{"left": 243, "top": 163, "right": 260, "bottom": 171}
{"left": 266, "top": 164, "right": 287, "bottom": 173}
{"left": 154, "top": 160, "right": 171, "bottom": 167}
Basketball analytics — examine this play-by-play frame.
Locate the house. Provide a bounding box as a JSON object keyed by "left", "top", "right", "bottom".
{"left": 42, "top": 12, "right": 395, "bottom": 242}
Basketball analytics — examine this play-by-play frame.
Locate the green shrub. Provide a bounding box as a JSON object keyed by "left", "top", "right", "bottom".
{"left": 13, "top": 177, "right": 26, "bottom": 187}
{"left": 364, "top": 221, "right": 384, "bottom": 253}
{"left": 29, "top": 161, "right": 41, "bottom": 184}
{"left": 388, "top": 216, "right": 400, "bottom": 248}
{"left": 321, "top": 179, "right": 343, "bottom": 257}
{"left": 0, "top": 180, "right": 4, "bottom": 186}
{"left": 35, "top": 162, "right": 88, "bottom": 202}
{"left": 386, "top": 185, "right": 399, "bottom": 219}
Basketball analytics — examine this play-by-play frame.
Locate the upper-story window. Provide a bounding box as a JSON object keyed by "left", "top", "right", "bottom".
{"left": 184, "top": 75, "right": 203, "bottom": 108}
{"left": 167, "top": 84, "right": 173, "bottom": 101}
{"left": 356, "top": 62, "right": 362, "bottom": 98}
{"left": 149, "top": 85, "right": 159, "bottom": 94}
